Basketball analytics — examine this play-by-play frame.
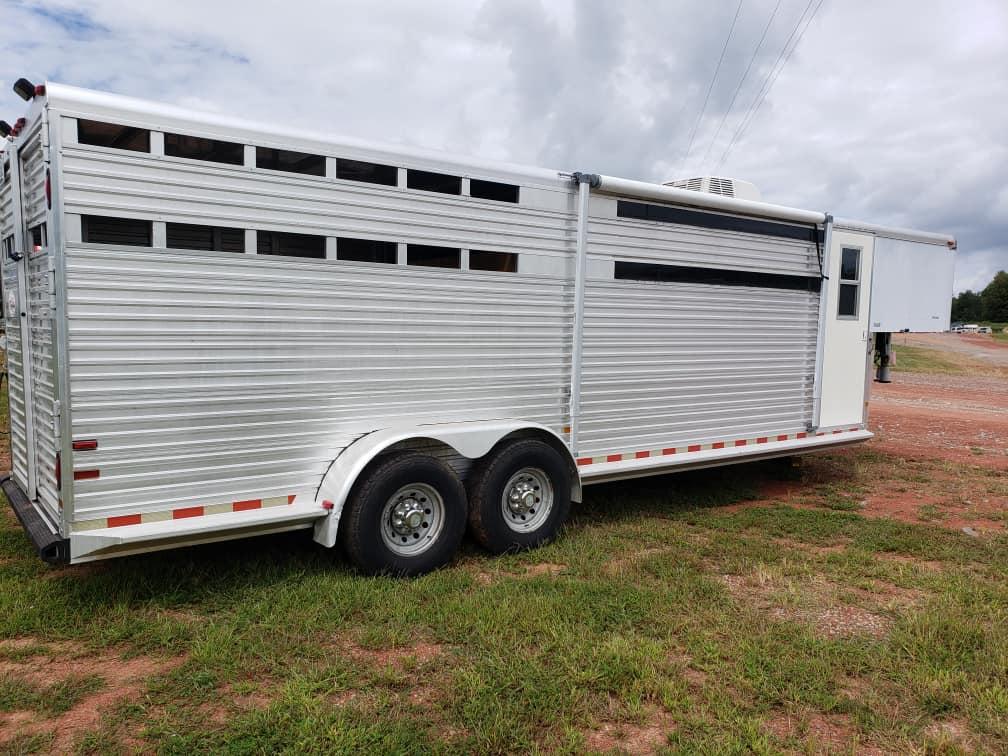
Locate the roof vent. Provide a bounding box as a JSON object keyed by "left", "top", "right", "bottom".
{"left": 663, "top": 176, "right": 761, "bottom": 202}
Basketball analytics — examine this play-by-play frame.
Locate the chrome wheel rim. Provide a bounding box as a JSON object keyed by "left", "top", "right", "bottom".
{"left": 501, "top": 467, "right": 553, "bottom": 532}
{"left": 381, "top": 483, "right": 445, "bottom": 557}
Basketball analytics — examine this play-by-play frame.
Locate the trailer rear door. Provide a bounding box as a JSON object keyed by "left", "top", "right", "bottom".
{"left": 3, "top": 120, "right": 61, "bottom": 527}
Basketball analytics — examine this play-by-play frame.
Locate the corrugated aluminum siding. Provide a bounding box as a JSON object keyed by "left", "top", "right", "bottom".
{"left": 578, "top": 214, "right": 819, "bottom": 457}
{"left": 19, "top": 133, "right": 47, "bottom": 232}
{"left": 3, "top": 262, "right": 29, "bottom": 488}
{"left": 64, "top": 245, "right": 572, "bottom": 521}
{"left": 27, "top": 251, "right": 60, "bottom": 520}
{"left": 60, "top": 145, "right": 573, "bottom": 257}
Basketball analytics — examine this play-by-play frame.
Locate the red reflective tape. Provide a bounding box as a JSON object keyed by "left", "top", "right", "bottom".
{"left": 796, "top": 432, "right": 807, "bottom": 439}
{"left": 606, "top": 454, "right": 623, "bottom": 463}
{"left": 687, "top": 444, "right": 701, "bottom": 452}
{"left": 662, "top": 448, "right": 676, "bottom": 455}
{"left": 287, "top": 494, "right": 296, "bottom": 504}
{"left": 72, "top": 439, "right": 98, "bottom": 452}
{"left": 712, "top": 441, "right": 725, "bottom": 449}
{"left": 173, "top": 506, "right": 204, "bottom": 519}
{"left": 849, "top": 427, "right": 860, "bottom": 432}
{"left": 233, "top": 499, "right": 262, "bottom": 511}
{"left": 777, "top": 434, "right": 789, "bottom": 441}
{"left": 635, "top": 451, "right": 650, "bottom": 459}
{"left": 756, "top": 437, "right": 768, "bottom": 444}
{"left": 734, "top": 439, "right": 747, "bottom": 447}
{"left": 833, "top": 429, "right": 843, "bottom": 434}
{"left": 108, "top": 514, "right": 141, "bottom": 527}
{"left": 576, "top": 457, "right": 592, "bottom": 466}
{"left": 73, "top": 469, "right": 100, "bottom": 481}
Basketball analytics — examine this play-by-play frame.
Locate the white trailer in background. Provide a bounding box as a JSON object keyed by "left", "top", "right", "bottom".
{"left": 0, "top": 81, "right": 956, "bottom": 575}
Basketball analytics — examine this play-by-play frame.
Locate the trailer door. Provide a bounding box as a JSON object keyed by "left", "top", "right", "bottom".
{"left": 818, "top": 229, "right": 874, "bottom": 429}
{"left": 5, "top": 122, "right": 61, "bottom": 525}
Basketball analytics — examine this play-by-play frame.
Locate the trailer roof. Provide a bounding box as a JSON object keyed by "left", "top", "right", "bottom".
{"left": 41, "top": 82, "right": 955, "bottom": 248}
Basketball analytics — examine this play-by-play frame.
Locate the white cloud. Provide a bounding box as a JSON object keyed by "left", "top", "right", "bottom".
{"left": 2, "top": 0, "right": 1006, "bottom": 291}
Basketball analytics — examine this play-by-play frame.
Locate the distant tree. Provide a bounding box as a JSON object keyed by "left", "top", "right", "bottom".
{"left": 951, "top": 289, "right": 983, "bottom": 322}
{"left": 981, "top": 270, "right": 1008, "bottom": 321}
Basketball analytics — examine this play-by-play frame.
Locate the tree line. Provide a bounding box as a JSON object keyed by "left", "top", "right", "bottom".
{"left": 951, "top": 270, "right": 1008, "bottom": 323}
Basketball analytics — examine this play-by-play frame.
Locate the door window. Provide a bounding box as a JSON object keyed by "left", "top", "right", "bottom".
{"left": 837, "top": 247, "right": 861, "bottom": 318}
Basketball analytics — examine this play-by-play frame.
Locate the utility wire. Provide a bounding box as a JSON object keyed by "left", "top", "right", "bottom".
{"left": 700, "top": 0, "right": 783, "bottom": 172}
{"left": 714, "top": 0, "right": 826, "bottom": 172}
{"left": 676, "top": 0, "right": 745, "bottom": 175}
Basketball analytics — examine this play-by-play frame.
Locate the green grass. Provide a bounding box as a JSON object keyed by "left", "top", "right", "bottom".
{"left": 891, "top": 344, "right": 966, "bottom": 375}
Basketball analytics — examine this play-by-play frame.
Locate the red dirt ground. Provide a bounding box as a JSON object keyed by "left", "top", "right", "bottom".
{"left": 740, "top": 336, "right": 1008, "bottom": 532}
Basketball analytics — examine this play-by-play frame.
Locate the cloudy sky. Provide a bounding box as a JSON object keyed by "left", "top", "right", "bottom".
{"left": 2, "top": 0, "right": 1005, "bottom": 291}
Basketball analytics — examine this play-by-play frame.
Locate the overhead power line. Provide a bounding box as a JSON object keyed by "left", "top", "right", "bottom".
{"left": 700, "top": 0, "right": 784, "bottom": 172}
{"left": 714, "top": 0, "right": 827, "bottom": 173}
{"left": 676, "top": 0, "right": 745, "bottom": 175}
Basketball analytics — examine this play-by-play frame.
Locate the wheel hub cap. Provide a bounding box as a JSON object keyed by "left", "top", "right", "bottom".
{"left": 392, "top": 498, "right": 426, "bottom": 534}
{"left": 507, "top": 481, "right": 537, "bottom": 514}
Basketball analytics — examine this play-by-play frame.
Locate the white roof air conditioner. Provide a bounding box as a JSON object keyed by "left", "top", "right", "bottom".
{"left": 663, "top": 176, "right": 761, "bottom": 202}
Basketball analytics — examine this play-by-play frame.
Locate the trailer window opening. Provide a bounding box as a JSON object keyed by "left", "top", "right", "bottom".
{"left": 470, "top": 250, "right": 518, "bottom": 272}
{"left": 337, "top": 237, "right": 397, "bottom": 264}
{"left": 77, "top": 119, "right": 151, "bottom": 153}
{"left": 256, "top": 147, "right": 325, "bottom": 177}
{"left": 470, "top": 179, "right": 520, "bottom": 204}
{"left": 164, "top": 133, "right": 244, "bottom": 165}
{"left": 614, "top": 261, "right": 822, "bottom": 293}
{"left": 335, "top": 159, "right": 398, "bottom": 187}
{"left": 81, "top": 216, "right": 152, "bottom": 246}
{"left": 616, "top": 200, "right": 819, "bottom": 243}
{"left": 28, "top": 224, "right": 46, "bottom": 249}
{"left": 256, "top": 231, "right": 325, "bottom": 259}
{"left": 167, "top": 223, "right": 245, "bottom": 253}
{"left": 407, "top": 244, "right": 461, "bottom": 269}
{"left": 407, "top": 170, "right": 461, "bottom": 195}
{"left": 837, "top": 247, "right": 861, "bottom": 318}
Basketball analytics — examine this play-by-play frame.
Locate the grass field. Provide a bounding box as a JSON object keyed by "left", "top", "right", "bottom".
{"left": 2, "top": 371, "right": 1007, "bottom": 752}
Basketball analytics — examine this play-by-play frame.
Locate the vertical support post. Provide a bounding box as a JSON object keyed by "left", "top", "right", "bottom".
{"left": 568, "top": 175, "right": 592, "bottom": 456}
{"left": 811, "top": 214, "right": 833, "bottom": 430}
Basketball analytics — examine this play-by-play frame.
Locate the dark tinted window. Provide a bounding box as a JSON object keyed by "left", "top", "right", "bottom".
{"left": 407, "top": 245, "right": 460, "bottom": 268}
{"left": 167, "top": 223, "right": 245, "bottom": 252}
{"left": 256, "top": 147, "right": 325, "bottom": 176}
{"left": 840, "top": 248, "right": 860, "bottom": 281}
{"left": 407, "top": 170, "right": 461, "bottom": 195}
{"left": 838, "top": 283, "right": 859, "bottom": 317}
{"left": 337, "top": 237, "right": 397, "bottom": 264}
{"left": 616, "top": 200, "right": 819, "bottom": 243}
{"left": 470, "top": 179, "right": 519, "bottom": 203}
{"left": 614, "top": 261, "right": 821, "bottom": 292}
{"left": 82, "top": 216, "right": 151, "bottom": 246}
{"left": 470, "top": 250, "right": 517, "bottom": 272}
{"left": 256, "top": 231, "right": 325, "bottom": 259}
{"left": 165, "top": 133, "right": 244, "bottom": 165}
{"left": 335, "top": 158, "right": 398, "bottom": 186}
{"left": 77, "top": 119, "right": 150, "bottom": 152}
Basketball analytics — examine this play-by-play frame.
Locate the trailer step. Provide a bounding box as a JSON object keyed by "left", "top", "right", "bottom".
{"left": 2, "top": 475, "right": 69, "bottom": 564}
{"left": 70, "top": 501, "right": 328, "bottom": 562}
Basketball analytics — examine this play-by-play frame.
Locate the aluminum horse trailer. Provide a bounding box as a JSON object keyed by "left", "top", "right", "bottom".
{"left": 0, "top": 80, "right": 956, "bottom": 575}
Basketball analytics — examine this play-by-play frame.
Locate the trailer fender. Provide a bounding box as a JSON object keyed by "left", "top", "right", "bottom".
{"left": 312, "top": 421, "right": 580, "bottom": 548}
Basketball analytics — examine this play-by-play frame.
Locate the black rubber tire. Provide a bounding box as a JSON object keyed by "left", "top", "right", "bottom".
{"left": 467, "top": 439, "right": 571, "bottom": 554}
{"left": 339, "top": 452, "right": 467, "bottom": 577}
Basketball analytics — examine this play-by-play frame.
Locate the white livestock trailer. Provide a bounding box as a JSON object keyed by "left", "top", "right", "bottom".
{"left": 0, "top": 80, "right": 956, "bottom": 575}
